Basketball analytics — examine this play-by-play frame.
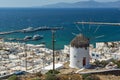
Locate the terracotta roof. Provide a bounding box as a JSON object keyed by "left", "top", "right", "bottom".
{"left": 70, "top": 34, "right": 89, "bottom": 48}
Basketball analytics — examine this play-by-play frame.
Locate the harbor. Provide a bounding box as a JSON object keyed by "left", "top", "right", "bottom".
{"left": 0, "top": 6, "right": 120, "bottom": 80}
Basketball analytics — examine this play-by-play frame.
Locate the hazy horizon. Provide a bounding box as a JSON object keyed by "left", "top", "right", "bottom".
{"left": 0, "top": 0, "right": 119, "bottom": 8}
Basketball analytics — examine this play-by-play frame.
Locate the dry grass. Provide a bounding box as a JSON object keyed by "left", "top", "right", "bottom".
{"left": 58, "top": 74, "right": 82, "bottom": 80}
{"left": 18, "top": 62, "right": 120, "bottom": 80}
{"left": 18, "top": 73, "right": 120, "bottom": 80}
{"left": 97, "top": 74, "right": 120, "bottom": 80}
{"left": 59, "top": 62, "right": 79, "bottom": 74}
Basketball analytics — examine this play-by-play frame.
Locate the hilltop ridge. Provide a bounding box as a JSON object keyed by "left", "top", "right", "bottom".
{"left": 41, "top": 0, "right": 120, "bottom": 8}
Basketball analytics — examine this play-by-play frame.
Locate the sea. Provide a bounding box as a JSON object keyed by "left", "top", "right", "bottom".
{"left": 0, "top": 8, "right": 120, "bottom": 49}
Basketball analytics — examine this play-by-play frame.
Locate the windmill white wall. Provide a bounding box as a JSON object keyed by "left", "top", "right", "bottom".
{"left": 70, "top": 47, "right": 89, "bottom": 68}
{"left": 69, "top": 34, "right": 90, "bottom": 69}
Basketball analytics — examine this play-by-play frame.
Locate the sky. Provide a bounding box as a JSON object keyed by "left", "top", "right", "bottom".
{"left": 0, "top": 0, "right": 119, "bottom": 7}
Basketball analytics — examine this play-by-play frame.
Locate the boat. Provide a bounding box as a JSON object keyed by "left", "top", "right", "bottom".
{"left": 24, "top": 36, "right": 32, "bottom": 40}
{"left": 7, "top": 38, "right": 16, "bottom": 41}
{"left": 33, "top": 34, "right": 43, "bottom": 40}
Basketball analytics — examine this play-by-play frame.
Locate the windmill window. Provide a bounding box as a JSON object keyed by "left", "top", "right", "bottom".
{"left": 74, "top": 55, "right": 76, "bottom": 58}
{"left": 85, "top": 47, "right": 87, "bottom": 50}
{"left": 92, "top": 54, "right": 95, "bottom": 56}
{"left": 77, "top": 60, "right": 80, "bottom": 62}
{"left": 96, "top": 55, "right": 99, "bottom": 57}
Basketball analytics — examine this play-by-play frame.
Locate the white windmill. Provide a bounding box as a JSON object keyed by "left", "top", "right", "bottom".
{"left": 70, "top": 33, "right": 90, "bottom": 68}
{"left": 69, "top": 21, "right": 109, "bottom": 69}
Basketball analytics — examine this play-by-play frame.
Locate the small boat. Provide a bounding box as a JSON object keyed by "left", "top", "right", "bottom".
{"left": 33, "top": 34, "right": 43, "bottom": 40}
{"left": 7, "top": 38, "right": 16, "bottom": 41}
{"left": 24, "top": 36, "right": 32, "bottom": 40}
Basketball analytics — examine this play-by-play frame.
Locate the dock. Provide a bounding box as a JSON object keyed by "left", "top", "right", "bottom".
{"left": 0, "top": 27, "right": 63, "bottom": 35}
{"left": 76, "top": 22, "right": 120, "bottom": 26}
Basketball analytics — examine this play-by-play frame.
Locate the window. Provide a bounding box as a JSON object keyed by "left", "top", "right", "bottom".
{"left": 92, "top": 53, "right": 95, "bottom": 56}
{"left": 74, "top": 55, "right": 76, "bottom": 58}
{"left": 96, "top": 55, "right": 99, "bottom": 57}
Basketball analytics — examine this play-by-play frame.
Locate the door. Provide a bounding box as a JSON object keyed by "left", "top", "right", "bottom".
{"left": 83, "top": 57, "right": 86, "bottom": 66}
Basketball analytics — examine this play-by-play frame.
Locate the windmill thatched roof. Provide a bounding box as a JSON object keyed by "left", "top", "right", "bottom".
{"left": 70, "top": 34, "right": 89, "bottom": 48}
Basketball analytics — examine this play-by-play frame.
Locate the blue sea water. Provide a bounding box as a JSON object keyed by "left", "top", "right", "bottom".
{"left": 0, "top": 8, "right": 120, "bottom": 49}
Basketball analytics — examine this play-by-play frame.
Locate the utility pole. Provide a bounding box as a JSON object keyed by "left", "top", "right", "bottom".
{"left": 32, "top": 50, "right": 35, "bottom": 70}
{"left": 24, "top": 43, "right": 27, "bottom": 71}
{"left": 52, "top": 30, "right": 55, "bottom": 75}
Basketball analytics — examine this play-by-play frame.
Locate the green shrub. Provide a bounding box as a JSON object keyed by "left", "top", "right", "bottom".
{"left": 35, "top": 72, "right": 42, "bottom": 77}
{"left": 111, "top": 58, "right": 116, "bottom": 63}
{"left": 82, "top": 74, "right": 91, "bottom": 80}
{"left": 46, "top": 70, "right": 60, "bottom": 75}
{"left": 114, "top": 61, "right": 120, "bottom": 68}
{"left": 94, "top": 60, "right": 108, "bottom": 67}
{"left": 94, "top": 60, "right": 100, "bottom": 66}
{"left": 8, "top": 75, "right": 18, "bottom": 80}
{"left": 85, "top": 75, "right": 100, "bottom": 80}
{"left": 82, "top": 74, "right": 100, "bottom": 80}
{"left": 100, "top": 60, "right": 108, "bottom": 67}
{"left": 45, "top": 74, "right": 58, "bottom": 80}
{"left": 111, "top": 59, "right": 120, "bottom": 68}
{"left": 32, "top": 78, "right": 41, "bottom": 80}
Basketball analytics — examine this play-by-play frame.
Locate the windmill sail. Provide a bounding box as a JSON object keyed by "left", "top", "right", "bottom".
{"left": 94, "top": 25, "right": 100, "bottom": 33}
{"left": 72, "top": 32, "right": 78, "bottom": 36}
{"left": 95, "top": 35, "right": 105, "bottom": 39}
{"left": 75, "top": 25, "right": 82, "bottom": 32}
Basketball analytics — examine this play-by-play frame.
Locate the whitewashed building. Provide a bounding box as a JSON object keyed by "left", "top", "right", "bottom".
{"left": 63, "top": 45, "right": 70, "bottom": 54}
{"left": 70, "top": 34, "right": 90, "bottom": 69}
{"left": 111, "top": 53, "right": 120, "bottom": 60}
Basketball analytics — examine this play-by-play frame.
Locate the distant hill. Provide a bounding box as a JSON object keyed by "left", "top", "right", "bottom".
{"left": 41, "top": 0, "right": 120, "bottom": 8}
